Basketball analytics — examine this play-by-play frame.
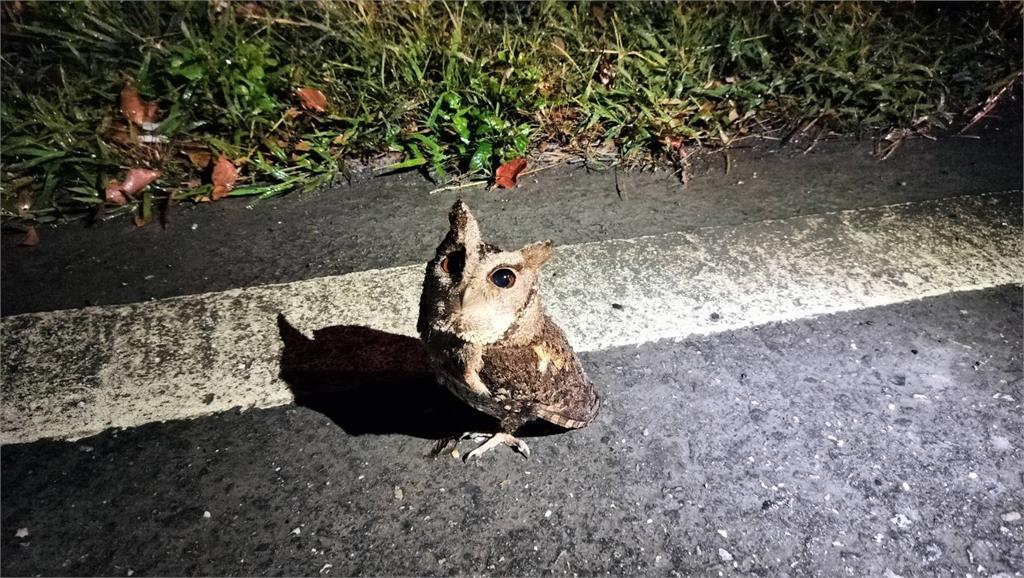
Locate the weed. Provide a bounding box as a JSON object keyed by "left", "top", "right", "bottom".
{"left": 1, "top": 1, "right": 1020, "bottom": 223}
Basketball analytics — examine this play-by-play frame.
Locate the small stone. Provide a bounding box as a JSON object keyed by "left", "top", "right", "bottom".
{"left": 393, "top": 486, "right": 404, "bottom": 501}
{"left": 717, "top": 529, "right": 728, "bottom": 538}
{"left": 901, "top": 482, "right": 910, "bottom": 492}
{"left": 710, "top": 312, "right": 721, "bottom": 321}
{"left": 611, "top": 303, "right": 624, "bottom": 310}
{"left": 544, "top": 510, "right": 552, "bottom": 518}
{"left": 203, "top": 511, "right": 211, "bottom": 519}
{"left": 968, "top": 472, "right": 978, "bottom": 480}
{"left": 14, "top": 528, "right": 29, "bottom": 539}
{"left": 889, "top": 375, "right": 906, "bottom": 386}
{"left": 890, "top": 514, "right": 913, "bottom": 529}
{"left": 191, "top": 223, "right": 198, "bottom": 231}
{"left": 127, "top": 570, "right": 134, "bottom": 577}
{"left": 718, "top": 548, "right": 733, "bottom": 562}
{"left": 291, "top": 527, "right": 301, "bottom": 536}
{"left": 991, "top": 436, "right": 1012, "bottom": 451}
{"left": 1001, "top": 511, "right": 1021, "bottom": 522}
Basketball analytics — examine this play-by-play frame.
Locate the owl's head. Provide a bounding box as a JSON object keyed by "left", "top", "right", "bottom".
{"left": 417, "top": 200, "right": 553, "bottom": 344}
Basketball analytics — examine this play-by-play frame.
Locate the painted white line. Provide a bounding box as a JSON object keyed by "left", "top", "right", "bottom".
{"left": 2, "top": 193, "right": 1021, "bottom": 444}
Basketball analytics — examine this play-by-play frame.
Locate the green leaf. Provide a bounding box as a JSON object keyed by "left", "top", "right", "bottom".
{"left": 388, "top": 156, "right": 428, "bottom": 170}
{"left": 469, "top": 141, "right": 493, "bottom": 173}
{"left": 450, "top": 115, "right": 471, "bottom": 143}
{"left": 141, "top": 190, "right": 153, "bottom": 223}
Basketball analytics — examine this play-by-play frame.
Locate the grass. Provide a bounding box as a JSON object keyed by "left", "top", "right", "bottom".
{"left": 1, "top": 0, "right": 1021, "bottom": 225}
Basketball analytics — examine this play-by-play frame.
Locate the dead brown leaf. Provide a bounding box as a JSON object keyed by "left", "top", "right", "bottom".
{"left": 18, "top": 226, "right": 39, "bottom": 247}
{"left": 121, "top": 168, "right": 161, "bottom": 196}
{"left": 235, "top": 1, "right": 265, "bottom": 18}
{"left": 494, "top": 157, "right": 528, "bottom": 189}
{"left": 120, "top": 83, "right": 159, "bottom": 127}
{"left": 105, "top": 168, "right": 161, "bottom": 205}
{"left": 16, "top": 189, "right": 33, "bottom": 216}
{"left": 211, "top": 155, "right": 238, "bottom": 200}
{"left": 296, "top": 87, "right": 328, "bottom": 113}
{"left": 105, "top": 180, "right": 128, "bottom": 205}
{"left": 185, "top": 149, "right": 213, "bottom": 169}
{"left": 662, "top": 136, "right": 684, "bottom": 151}
{"left": 596, "top": 57, "right": 615, "bottom": 88}
{"left": 294, "top": 141, "right": 312, "bottom": 152}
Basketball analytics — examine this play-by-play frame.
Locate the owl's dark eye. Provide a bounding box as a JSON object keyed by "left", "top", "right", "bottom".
{"left": 490, "top": 268, "right": 516, "bottom": 288}
{"left": 439, "top": 251, "right": 465, "bottom": 276}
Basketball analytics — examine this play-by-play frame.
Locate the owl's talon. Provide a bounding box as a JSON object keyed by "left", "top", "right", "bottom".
{"left": 460, "top": 432, "right": 492, "bottom": 444}
{"left": 463, "top": 432, "right": 530, "bottom": 460}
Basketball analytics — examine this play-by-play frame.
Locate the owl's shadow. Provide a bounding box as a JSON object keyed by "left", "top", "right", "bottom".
{"left": 276, "top": 314, "right": 562, "bottom": 440}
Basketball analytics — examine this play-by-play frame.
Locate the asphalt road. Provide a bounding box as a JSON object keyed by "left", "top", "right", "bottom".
{"left": 2, "top": 288, "right": 1021, "bottom": 576}
{"left": 1, "top": 111, "right": 1022, "bottom": 576}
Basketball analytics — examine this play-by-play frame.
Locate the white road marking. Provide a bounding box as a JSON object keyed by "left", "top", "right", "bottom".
{"left": 2, "top": 193, "right": 1021, "bottom": 444}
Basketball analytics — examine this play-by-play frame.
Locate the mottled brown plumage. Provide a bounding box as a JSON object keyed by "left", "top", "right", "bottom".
{"left": 417, "top": 200, "right": 599, "bottom": 458}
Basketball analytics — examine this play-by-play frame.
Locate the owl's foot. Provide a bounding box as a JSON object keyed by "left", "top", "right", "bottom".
{"left": 462, "top": 432, "right": 531, "bottom": 460}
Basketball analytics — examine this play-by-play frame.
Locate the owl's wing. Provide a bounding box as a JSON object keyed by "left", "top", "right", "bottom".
{"left": 480, "top": 318, "right": 599, "bottom": 429}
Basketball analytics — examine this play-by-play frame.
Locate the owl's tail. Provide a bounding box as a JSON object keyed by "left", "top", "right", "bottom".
{"left": 533, "top": 388, "right": 600, "bottom": 430}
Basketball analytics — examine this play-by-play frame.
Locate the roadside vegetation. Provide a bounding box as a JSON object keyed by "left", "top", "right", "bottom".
{"left": 1, "top": 0, "right": 1020, "bottom": 229}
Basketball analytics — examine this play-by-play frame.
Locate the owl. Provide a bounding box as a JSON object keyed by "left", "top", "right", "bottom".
{"left": 417, "top": 200, "right": 600, "bottom": 459}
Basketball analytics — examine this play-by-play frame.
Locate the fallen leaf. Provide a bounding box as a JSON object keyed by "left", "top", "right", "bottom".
{"left": 133, "top": 213, "right": 149, "bottom": 228}
{"left": 185, "top": 149, "right": 213, "bottom": 169}
{"left": 284, "top": 107, "right": 302, "bottom": 120}
{"left": 596, "top": 57, "right": 615, "bottom": 88}
{"left": 120, "top": 83, "right": 159, "bottom": 127}
{"left": 235, "top": 1, "right": 265, "bottom": 18}
{"left": 494, "top": 157, "right": 527, "bottom": 189}
{"left": 331, "top": 134, "right": 347, "bottom": 146}
{"left": 105, "top": 169, "right": 160, "bottom": 205}
{"left": 211, "top": 155, "right": 238, "bottom": 200}
{"left": 119, "top": 168, "right": 161, "bottom": 197}
{"left": 663, "top": 136, "right": 684, "bottom": 151}
{"left": 16, "top": 188, "right": 33, "bottom": 216}
{"left": 105, "top": 180, "right": 128, "bottom": 205}
{"left": 294, "top": 141, "right": 312, "bottom": 152}
{"left": 18, "top": 227, "right": 39, "bottom": 247}
{"left": 186, "top": 177, "right": 202, "bottom": 189}
{"left": 296, "top": 87, "right": 328, "bottom": 113}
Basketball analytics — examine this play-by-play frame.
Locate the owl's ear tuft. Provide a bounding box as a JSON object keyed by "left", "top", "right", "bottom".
{"left": 448, "top": 200, "right": 481, "bottom": 246}
{"left": 520, "top": 240, "right": 554, "bottom": 269}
